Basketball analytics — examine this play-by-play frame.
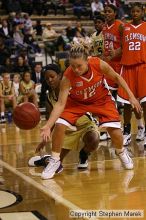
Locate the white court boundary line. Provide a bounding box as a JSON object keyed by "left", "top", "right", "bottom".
{"left": 0, "top": 159, "right": 99, "bottom": 220}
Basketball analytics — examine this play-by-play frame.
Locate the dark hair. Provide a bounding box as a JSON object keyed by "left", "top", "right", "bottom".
{"left": 94, "top": 14, "right": 105, "bottom": 23}
{"left": 105, "top": 4, "right": 118, "bottom": 14}
{"left": 131, "top": 2, "right": 144, "bottom": 10}
{"left": 34, "top": 62, "right": 42, "bottom": 67}
{"left": 44, "top": 64, "right": 61, "bottom": 75}
{"left": 22, "top": 71, "right": 31, "bottom": 80}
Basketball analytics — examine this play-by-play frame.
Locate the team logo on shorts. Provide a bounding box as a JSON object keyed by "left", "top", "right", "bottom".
{"left": 76, "top": 81, "right": 83, "bottom": 87}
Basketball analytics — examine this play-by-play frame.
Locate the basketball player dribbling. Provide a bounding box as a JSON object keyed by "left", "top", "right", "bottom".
{"left": 28, "top": 64, "right": 100, "bottom": 170}
{"left": 41, "top": 42, "right": 141, "bottom": 179}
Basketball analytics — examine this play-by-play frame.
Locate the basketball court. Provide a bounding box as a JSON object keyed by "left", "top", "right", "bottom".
{"left": 0, "top": 115, "right": 146, "bottom": 220}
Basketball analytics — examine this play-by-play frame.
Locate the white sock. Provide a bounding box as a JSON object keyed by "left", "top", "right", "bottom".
{"left": 52, "top": 152, "right": 60, "bottom": 160}
{"left": 137, "top": 119, "right": 144, "bottom": 128}
{"left": 116, "top": 148, "right": 124, "bottom": 154}
{"left": 1, "top": 112, "right": 4, "bottom": 117}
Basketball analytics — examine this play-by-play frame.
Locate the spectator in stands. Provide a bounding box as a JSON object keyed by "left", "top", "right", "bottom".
{"left": 3, "top": 58, "right": 14, "bottom": 74}
{"left": 73, "top": 30, "right": 90, "bottom": 45}
{"left": 34, "top": 20, "right": 43, "bottom": 37}
{"left": 31, "top": 63, "right": 44, "bottom": 84}
{"left": 65, "top": 21, "right": 75, "bottom": 41}
{"left": 73, "top": 0, "right": 86, "bottom": 19}
{"left": 0, "top": 37, "right": 11, "bottom": 74}
{"left": 13, "top": 56, "right": 30, "bottom": 76}
{"left": 73, "top": 21, "right": 86, "bottom": 37}
{"left": 91, "top": 0, "right": 104, "bottom": 17}
{"left": 56, "top": 30, "right": 70, "bottom": 51}
{"left": 23, "top": 14, "right": 33, "bottom": 33}
{"left": 13, "top": 13, "right": 24, "bottom": 25}
{"left": 0, "top": 72, "right": 17, "bottom": 123}
{"left": 23, "top": 28, "right": 42, "bottom": 56}
{"left": 42, "top": 23, "right": 59, "bottom": 55}
{"left": 19, "top": 71, "right": 38, "bottom": 107}
{"left": 73, "top": 30, "right": 84, "bottom": 44}
{"left": 0, "top": 19, "right": 12, "bottom": 38}
{"left": 0, "top": 19, "right": 13, "bottom": 47}
{"left": 12, "top": 73, "right": 20, "bottom": 101}
{"left": 49, "top": 0, "right": 67, "bottom": 16}
{"left": 42, "top": 23, "right": 59, "bottom": 39}
{"left": 13, "top": 23, "right": 24, "bottom": 47}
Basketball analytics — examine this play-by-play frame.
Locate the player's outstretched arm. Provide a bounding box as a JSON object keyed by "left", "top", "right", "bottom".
{"left": 100, "top": 59, "right": 142, "bottom": 114}
{"left": 41, "top": 76, "right": 70, "bottom": 142}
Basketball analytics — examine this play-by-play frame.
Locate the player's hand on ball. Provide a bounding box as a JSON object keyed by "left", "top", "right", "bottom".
{"left": 41, "top": 125, "right": 51, "bottom": 142}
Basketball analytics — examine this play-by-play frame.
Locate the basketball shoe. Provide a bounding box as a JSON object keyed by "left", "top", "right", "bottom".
{"left": 0, "top": 116, "right": 6, "bottom": 124}
{"left": 28, "top": 155, "right": 51, "bottom": 167}
{"left": 123, "top": 133, "right": 132, "bottom": 146}
{"left": 123, "top": 124, "right": 131, "bottom": 146}
{"left": 41, "top": 157, "right": 63, "bottom": 179}
{"left": 117, "top": 150, "right": 133, "bottom": 170}
{"left": 136, "top": 126, "right": 145, "bottom": 141}
{"left": 77, "top": 148, "right": 89, "bottom": 169}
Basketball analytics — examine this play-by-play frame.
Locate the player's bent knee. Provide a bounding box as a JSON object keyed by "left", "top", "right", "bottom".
{"left": 54, "top": 123, "right": 67, "bottom": 131}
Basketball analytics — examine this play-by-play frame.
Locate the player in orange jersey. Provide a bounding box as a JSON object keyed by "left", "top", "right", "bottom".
{"left": 40, "top": 42, "right": 141, "bottom": 179}
{"left": 101, "top": 4, "right": 123, "bottom": 140}
{"left": 103, "top": 4, "right": 123, "bottom": 91}
{"left": 117, "top": 3, "right": 146, "bottom": 146}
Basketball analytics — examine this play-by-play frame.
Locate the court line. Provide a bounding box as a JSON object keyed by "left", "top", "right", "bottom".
{"left": 0, "top": 159, "right": 99, "bottom": 220}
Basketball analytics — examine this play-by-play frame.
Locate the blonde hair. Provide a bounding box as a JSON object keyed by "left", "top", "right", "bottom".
{"left": 69, "top": 41, "right": 91, "bottom": 60}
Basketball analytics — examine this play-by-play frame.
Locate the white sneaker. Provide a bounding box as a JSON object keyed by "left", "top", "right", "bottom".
{"left": 0, "top": 116, "right": 6, "bottom": 124}
{"left": 136, "top": 126, "right": 145, "bottom": 141}
{"left": 117, "top": 150, "right": 134, "bottom": 170}
{"left": 28, "top": 155, "right": 50, "bottom": 167}
{"left": 41, "top": 157, "right": 63, "bottom": 179}
{"left": 123, "top": 133, "right": 131, "bottom": 146}
{"left": 100, "top": 132, "right": 108, "bottom": 141}
{"left": 77, "top": 160, "right": 88, "bottom": 169}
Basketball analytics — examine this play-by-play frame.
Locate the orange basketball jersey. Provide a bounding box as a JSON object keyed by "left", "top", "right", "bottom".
{"left": 102, "top": 20, "right": 123, "bottom": 63}
{"left": 64, "top": 57, "right": 110, "bottom": 103}
{"left": 121, "top": 22, "right": 146, "bottom": 65}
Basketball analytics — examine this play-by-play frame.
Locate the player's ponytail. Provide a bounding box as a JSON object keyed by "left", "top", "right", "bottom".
{"left": 69, "top": 41, "right": 90, "bottom": 60}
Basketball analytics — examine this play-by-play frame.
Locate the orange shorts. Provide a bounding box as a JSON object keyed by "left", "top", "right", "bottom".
{"left": 105, "top": 62, "right": 122, "bottom": 90}
{"left": 57, "top": 95, "right": 121, "bottom": 129}
{"left": 118, "top": 63, "right": 146, "bottom": 104}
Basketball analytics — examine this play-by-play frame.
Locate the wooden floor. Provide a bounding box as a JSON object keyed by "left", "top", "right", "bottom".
{"left": 0, "top": 116, "right": 146, "bottom": 220}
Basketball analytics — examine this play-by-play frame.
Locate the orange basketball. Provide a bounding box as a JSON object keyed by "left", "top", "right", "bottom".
{"left": 13, "top": 102, "right": 40, "bottom": 130}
